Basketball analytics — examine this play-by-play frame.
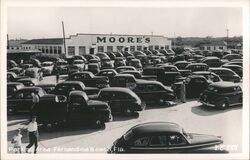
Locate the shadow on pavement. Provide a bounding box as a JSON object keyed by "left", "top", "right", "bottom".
{"left": 7, "top": 114, "right": 29, "bottom": 121}
{"left": 191, "top": 104, "right": 242, "bottom": 116}
{"left": 112, "top": 113, "right": 139, "bottom": 121}
{"left": 145, "top": 101, "right": 177, "bottom": 110}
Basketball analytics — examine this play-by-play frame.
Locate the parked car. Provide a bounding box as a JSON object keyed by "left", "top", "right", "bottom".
{"left": 35, "top": 91, "right": 112, "bottom": 128}
{"left": 174, "top": 61, "right": 191, "bottom": 70}
{"left": 24, "top": 67, "right": 41, "bottom": 79}
{"left": 7, "top": 72, "right": 29, "bottom": 82}
{"left": 41, "top": 61, "right": 54, "bottom": 76}
{"left": 72, "top": 55, "right": 87, "bottom": 63}
{"left": 101, "top": 57, "right": 114, "bottom": 69}
{"left": 116, "top": 66, "right": 137, "bottom": 73}
{"left": 7, "top": 60, "right": 18, "bottom": 70}
{"left": 111, "top": 74, "right": 175, "bottom": 103}
{"left": 8, "top": 67, "right": 24, "bottom": 76}
{"left": 201, "top": 57, "right": 223, "bottom": 67}
{"left": 35, "top": 84, "right": 56, "bottom": 94}
{"left": 96, "top": 52, "right": 110, "bottom": 60}
{"left": 67, "top": 71, "right": 109, "bottom": 88}
{"left": 223, "top": 61, "right": 242, "bottom": 67}
{"left": 16, "top": 78, "right": 39, "bottom": 87}
{"left": 22, "top": 64, "right": 34, "bottom": 70}
{"left": 192, "top": 71, "right": 222, "bottom": 82}
{"left": 129, "top": 59, "right": 143, "bottom": 71}
{"left": 209, "top": 68, "right": 241, "bottom": 83}
{"left": 96, "top": 69, "right": 118, "bottom": 83}
{"left": 114, "top": 57, "right": 126, "bottom": 68}
{"left": 126, "top": 56, "right": 136, "bottom": 65}
{"left": 105, "top": 52, "right": 116, "bottom": 60}
{"left": 108, "top": 122, "right": 225, "bottom": 153}
{"left": 172, "top": 75, "right": 210, "bottom": 98}
{"left": 120, "top": 71, "right": 157, "bottom": 81}
{"left": 72, "top": 60, "right": 85, "bottom": 71}
{"left": 132, "top": 51, "right": 147, "bottom": 59}
{"left": 199, "top": 82, "right": 242, "bottom": 109}
{"left": 222, "top": 54, "right": 242, "bottom": 61}
{"left": 53, "top": 81, "right": 99, "bottom": 97}
{"left": 89, "top": 87, "right": 145, "bottom": 116}
{"left": 83, "top": 54, "right": 96, "bottom": 62}
{"left": 185, "top": 63, "right": 209, "bottom": 72}
{"left": 113, "top": 52, "right": 124, "bottom": 58}
{"left": 87, "top": 63, "right": 100, "bottom": 74}
{"left": 7, "top": 82, "right": 24, "bottom": 97}
{"left": 221, "top": 64, "right": 242, "bottom": 78}
{"left": 7, "top": 87, "right": 47, "bottom": 114}
{"left": 56, "top": 61, "right": 69, "bottom": 75}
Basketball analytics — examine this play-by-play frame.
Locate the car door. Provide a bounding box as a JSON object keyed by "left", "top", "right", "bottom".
{"left": 127, "top": 135, "right": 151, "bottom": 153}
{"left": 166, "top": 134, "right": 189, "bottom": 153}
{"left": 187, "top": 77, "right": 208, "bottom": 98}
{"left": 109, "top": 92, "right": 123, "bottom": 113}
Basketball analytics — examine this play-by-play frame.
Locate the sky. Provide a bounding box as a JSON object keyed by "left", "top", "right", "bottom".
{"left": 7, "top": 7, "right": 242, "bottom": 39}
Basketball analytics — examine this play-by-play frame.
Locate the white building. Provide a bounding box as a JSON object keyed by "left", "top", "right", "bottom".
{"left": 199, "top": 41, "right": 227, "bottom": 51}
{"left": 22, "top": 33, "right": 172, "bottom": 57}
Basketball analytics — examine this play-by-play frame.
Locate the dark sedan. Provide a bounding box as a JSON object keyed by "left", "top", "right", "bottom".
{"left": 209, "top": 68, "right": 241, "bottom": 83}
{"left": 199, "top": 82, "right": 242, "bottom": 109}
{"left": 7, "top": 82, "right": 25, "bottom": 97}
{"left": 185, "top": 63, "right": 209, "bottom": 72}
{"left": 108, "top": 122, "right": 225, "bottom": 153}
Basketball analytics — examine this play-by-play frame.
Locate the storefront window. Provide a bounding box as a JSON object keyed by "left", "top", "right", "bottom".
{"left": 155, "top": 45, "right": 159, "bottom": 50}
{"left": 117, "top": 46, "right": 123, "bottom": 52}
{"left": 79, "top": 46, "right": 86, "bottom": 55}
{"left": 49, "top": 46, "right": 53, "bottom": 54}
{"left": 149, "top": 45, "right": 153, "bottom": 51}
{"left": 130, "top": 46, "right": 135, "bottom": 52}
{"left": 107, "top": 46, "right": 113, "bottom": 52}
{"left": 41, "top": 46, "right": 45, "bottom": 53}
{"left": 54, "top": 46, "right": 58, "bottom": 54}
{"left": 165, "top": 45, "right": 169, "bottom": 49}
{"left": 58, "top": 46, "right": 62, "bottom": 54}
{"left": 98, "top": 46, "right": 104, "bottom": 52}
{"left": 137, "top": 46, "right": 142, "bottom": 51}
{"left": 68, "top": 46, "right": 75, "bottom": 56}
{"left": 45, "top": 46, "right": 49, "bottom": 53}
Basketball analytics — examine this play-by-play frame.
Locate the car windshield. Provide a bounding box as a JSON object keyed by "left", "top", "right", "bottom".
{"left": 73, "top": 61, "right": 84, "bottom": 64}
{"left": 123, "top": 130, "right": 134, "bottom": 141}
{"left": 58, "top": 62, "right": 67, "bottom": 65}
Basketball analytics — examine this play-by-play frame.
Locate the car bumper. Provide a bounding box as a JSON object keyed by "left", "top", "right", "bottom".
{"left": 199, "top": 100, "right": 216, "bottom": 107}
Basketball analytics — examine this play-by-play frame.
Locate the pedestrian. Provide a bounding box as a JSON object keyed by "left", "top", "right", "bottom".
{"left": 30, "top": 92, "right": 39, "bottom": 119}
{"left": 54, "top": 67, "right": 60, "bottom": 83}
{"left": 26, "top": 116, "right": 39, "bottom": 154}
{"left": 11, "top": 129, "right": 23, "bottom": 153}
{"left": 38, "top": 69, "right": 43, "bottom": 81}
{"left": 180, "top": 80, "right": 186, "bottom": 103}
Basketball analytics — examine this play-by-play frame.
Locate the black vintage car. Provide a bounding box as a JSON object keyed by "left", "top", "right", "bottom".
{"left": 89, "top": 87, "right": 145, "bottom": 116}
{"left": 174, "top": 61, "right": 191, "bottom": 70}
{"left": 57, "top": 61, "right": 69, "bottom": 75}
{"left": 116, "top": 66, "right": 137, "bottom": 73}
{"left": 96, "top": 69, "right": 118, "bottom": 83}
{"left": 221, "top": 64, "right": 243, "bottom": 78}
{"left": 87, "top": 63, "right": 100, "bottom": 74}
{"left": 7, "top": 82, "right": 25, "bottom": 97}
{"left": 209, "top": 68, "right": 241, "bottom": 83}
{"left": 201, "top": 57, "right": 223, "bottom": 67}
{"left": 35, "top": 84, "right": 56, "bottom": 94}
{"left": 7, "top": 87, "right": 47, "bottom": 114}
{"left": 111, "top": 74, "right": 175, "bottom": 103}
{"left": 53, "top": 81, "right": 99, "bottom": 97}
{"left": 7, "top": 72, "right": 29, "bottom": 82}
{"left": 171, "top": 75, "right": 210, "bottom": 98}
{"left": 101, "top": 57, "right": 114, "bottom": 69}
{"left": 16, "top": 78, "right": 39, "bottom": 87}
{"left": 67, "top": 71, "right": 109, "bottom": 88}
{"left": 192, "top": 71, "right": 222, "bottom": 82}
{"left": 108, "top": 122, "right": 225, "bottom": 153}
{"left": 185, "top": 63, "right": 209, "bottom": 72}
{"left": 114, "top": 57, "right": 126, "bottom": 68}
{"left": 35, "top": 91, "right": 112, "bottom": 127}
{"left": 199, "top": 82, "right": 242, "bottom": 109}
{"left": 120, "top": 71, "right": 157, "bottom": 81}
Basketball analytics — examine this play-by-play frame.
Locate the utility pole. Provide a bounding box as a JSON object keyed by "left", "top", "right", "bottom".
{"left": 62, "top": 21, "right": 67, "bottom": 56}
{"left": 226, "top": 28, "right": 229, "bottom": 49}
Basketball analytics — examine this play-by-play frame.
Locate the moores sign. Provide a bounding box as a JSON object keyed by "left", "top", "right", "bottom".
{"left": 97, "top": 36, "right": 150, "bottom": 44}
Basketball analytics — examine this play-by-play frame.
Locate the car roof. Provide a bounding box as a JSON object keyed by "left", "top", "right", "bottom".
{"left": 17, "top": 78, "right": 37, "bottom": 81}
{"left": 209, "top": 67, "right": 232, "bottom": 71}
{"left": 130, "top": 122, "right": 182, "bottom": 135}
{"left": 209, "top": 82, "right": 239, "bottom": 88}
{"left": 187, "top": 63, "right": 208, "bottom": 66}
{"left": 100, "top": 87, "right": 134, "bottom": 94}
{"left": 115, "top": 74, "right": 135, "bottom": 77}
{"left": 192, "top": 71, "right": 214, "bottom": 75}
{"left": 203, "top": 56, "right": 219, "bottom": 60}
{"left": 36, "top": 84, "right": 55, "bottom": 87}
{"left": 58, "top": 81, "right": 83, "bottom": 85}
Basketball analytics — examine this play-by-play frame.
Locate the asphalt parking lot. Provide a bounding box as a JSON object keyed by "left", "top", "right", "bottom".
{"left": 7, "top": 75, "right": 242, "bottom": 154}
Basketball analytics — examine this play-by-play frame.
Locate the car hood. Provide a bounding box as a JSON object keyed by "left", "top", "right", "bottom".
{"left": 88, "top": 100, "right": 109, "bottom": 107}
{"left": 42, "top": 66, "right": 52, "bottom": 70}
{"left": 188, "top": 133, "right": 223, "bottom": 146}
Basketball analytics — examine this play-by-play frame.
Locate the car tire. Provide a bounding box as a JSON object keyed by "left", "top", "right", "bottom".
{"left": 109, "top": 114, "right": 113, "bottom": 122}
{"left": 220, "top": 101, "right": 229, "bottom": 110}
{"left": 95, "top": 119, "right": 105, "bottom": 129}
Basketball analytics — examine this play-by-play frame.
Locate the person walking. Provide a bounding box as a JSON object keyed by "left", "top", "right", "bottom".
{"left": 11, "top": 129, "right": 23, "bottom": 153}
{"left": 180, "top": 80, "right": 186, "bottom": 103}
{"left": 26, "top": 116, "right": 39, "bottom": 154}
{"left": 30, "top": 92, "right": 39, "bottom": 119}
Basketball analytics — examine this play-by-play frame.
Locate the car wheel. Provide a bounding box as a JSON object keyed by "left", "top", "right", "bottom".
{"left": 109, "top": 114, "right": 113, "bottom": 122}
{"left": 95, "top": 119, "right": 105, "bottom": 129}
{"left": 220, "top": 101, "right": 229, "bottom": 110}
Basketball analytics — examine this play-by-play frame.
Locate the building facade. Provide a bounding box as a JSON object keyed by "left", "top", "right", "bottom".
{"left": 199, "top": 41, "right": 227, "bottom": 51}
{"left": 21, "top": 34, "right": 172, "bottom": 57}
